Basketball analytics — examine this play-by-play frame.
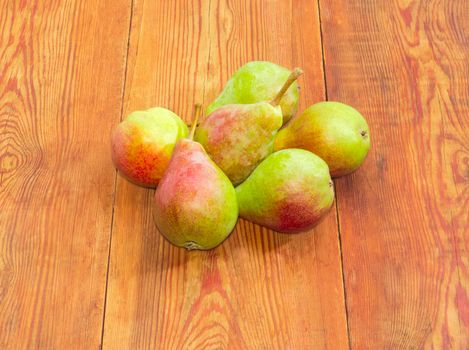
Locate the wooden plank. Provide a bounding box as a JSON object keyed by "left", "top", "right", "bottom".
{"left": 103, "top": 0, "right": 349, "bottom": 348}
{"left": 320, "top": 0, "right": 469, "bottom": 348}
{"left": 0, "top": 0, "right": 131, "bottom": 348}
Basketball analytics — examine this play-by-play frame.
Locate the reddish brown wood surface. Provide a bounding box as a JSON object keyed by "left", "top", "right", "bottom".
{"left": 102, "top": 0, "right": 348, "bottom": 349}
{"left": 320, "top": 0, "right": 469, "bottom": 348}
{"left": 2, "top": 0, "right": 467, "bottom": 348}
{"left": 0, "top": 0, "right": 130, "bottom": 348}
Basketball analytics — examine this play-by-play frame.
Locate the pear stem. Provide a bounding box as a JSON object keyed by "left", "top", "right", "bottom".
{"left": 189, "top": 104, "right": 202, "bottom": 140}
{"left": 270, "top": 67, "right": 303, "bottom": 106}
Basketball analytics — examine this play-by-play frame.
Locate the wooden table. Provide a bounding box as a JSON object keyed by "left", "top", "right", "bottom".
{"left": 1, "top": 1, "right": 467, "bottom": 348}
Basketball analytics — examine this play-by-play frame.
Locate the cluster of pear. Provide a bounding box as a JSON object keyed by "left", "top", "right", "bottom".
{"left": 111, "top": 61, "right": 370, "bottom": 250}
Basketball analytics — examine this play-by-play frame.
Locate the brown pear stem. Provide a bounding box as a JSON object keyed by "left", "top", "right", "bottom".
{"left": 270, "top": 67, "right": 303, "bottom": 106}
{"left": 189, "top": 104, "right": 202, "bottom": 140}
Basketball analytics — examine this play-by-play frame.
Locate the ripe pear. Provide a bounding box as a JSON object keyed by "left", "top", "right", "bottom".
{"left": 236, "top": 149, "right": 334, "bottom": 233}
{"left": 111, "top": 107, "right": 188, "bottom": 187}
{"left": 207, "top": 61, "right": 300, "bottom": 124}
{"left": 275, "top": 101, "right": 370, "bottom": 177}
{"left": 153, "top": 106, "right": 238, "bottom": 250}
{"left": 195, "top": 68, "right": 303, "bottom": 185}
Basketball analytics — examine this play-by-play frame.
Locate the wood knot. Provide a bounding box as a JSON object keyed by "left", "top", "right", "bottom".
{"left": 0, "top": 152, "right": 19, "bottom": 174}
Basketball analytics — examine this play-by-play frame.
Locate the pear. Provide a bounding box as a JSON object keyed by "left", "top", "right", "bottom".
{"left": 236, "top": 149, "right": 334, "bottom": 233}
{"left": 153, "top": 106, "right": 238, "bottom": 250}
{"left": 111, "top": 107, "right": 188, "bottom": 187}
{"left": 195, "top": 68, "right": 303, "bottom": 185}
{"left": 207, "top": 61, "right": 300, "bottom": 124}
{"left": 275, "top": 101, "right": 370, "bottom": 177}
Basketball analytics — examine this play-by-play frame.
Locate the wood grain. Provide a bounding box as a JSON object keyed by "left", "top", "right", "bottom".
{"left": 103, "top": 0, "right": 349, "bottom": 349}
{"left": 0, "top": 0, "right": 131, "bottom": 348}
{"left": 320, "top": 0, "right": 469, "bottom": 348}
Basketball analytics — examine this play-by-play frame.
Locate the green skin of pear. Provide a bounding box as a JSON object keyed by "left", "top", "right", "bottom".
{"left": 275, "top": 101, "right": 370, "bottom": 177}
{"left": 207, "top": 61, "right": 299, "bottom": 124}
{"left": 154, "top": 139, "right": 238, "bottom": 250}
{"left": 195, "top": 102, "right": 283, "bottom": 185}
{"left": 236, "top": 149, "right": 334, "bottom": 233}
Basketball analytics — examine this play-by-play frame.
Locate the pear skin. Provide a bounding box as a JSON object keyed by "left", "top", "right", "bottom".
{"left": 207, "top": 61, "right": 300, "bottom": 124}
{"left": 196, "top": 69, "right": 302, "bottom": 185}
{"left": 195, "top": 102, "right": 283, "bottom": 185}
{"left": 111, "top": 107, "right": 188, "bottom": 187}
{"left": 275, "top": 101, "right": 370, "bottom": 177}
{"left": 153, "top": 108, "right": 238, "bottom": 250}
{"left": 236, "top": 149, "right": 334, "bottom": 233}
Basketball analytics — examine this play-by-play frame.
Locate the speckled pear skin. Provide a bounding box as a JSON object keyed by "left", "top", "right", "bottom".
{"left": 153, "top": 139, "right": 238, "bottom": 250}
{"left": 207, "top": 61, "right": 299, "bottom": 124}
{"left": 275, "top": 101, "right": 370, "bottom": 178}
{"left": 236, "top": 149, "right": 334, "bottom": 233}
{"left": 195, "top": 102, "right": 283, "bottom": 185}
{"left": 111, "top": 107, "right": 188, "bottom": 187}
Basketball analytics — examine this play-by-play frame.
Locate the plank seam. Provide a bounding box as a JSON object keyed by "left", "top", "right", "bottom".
{"left": 316, "top": 0, "right": 352, "bottom": 348}
{"left": 438, "top": 95, "right": 463, "bottom": 340}
{"left": 201, "top": 0, "right": 213, "bottom": 112}
{"left": 99, "top": 0, "right": 135, "bottom": 347}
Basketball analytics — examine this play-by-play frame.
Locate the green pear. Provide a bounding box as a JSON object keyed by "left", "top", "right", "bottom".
{"left": 153, "top": 106, "right": 238, "bottom": 250}
{"left": 111, "top": 107, "right": 188, "bottom": 187}
{"left": 207, "top": 61, "right": 300, "bottom": 124}
{"left": 275, "top": 101, "right": 370, "bottom": 177}
{"left": 236, "top": 149, "right": 334, "bottom": 233}
{"left": 195, "top": 69, "right": 303, "bottom": 185}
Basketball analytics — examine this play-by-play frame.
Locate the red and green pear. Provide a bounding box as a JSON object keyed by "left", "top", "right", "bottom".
{"left": 236, "top": 149, "right": 334, "bottom": 233}
{"left": 195, "top": 102, "right": 282, "bottom": 185}
{"left": 275, "top": 101, "right": 370, "bottom": 177}
{"left": 195, "top": 68, "right": 303, "bottom": 185}
{"left": 111, "top": 107, "right": 188, "bottom": 187}
{"left": 207, "top": 61, "right": 301, "bottom": 124}
{"left": 153, "top": 107, "right": 238, "bottom": 250}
